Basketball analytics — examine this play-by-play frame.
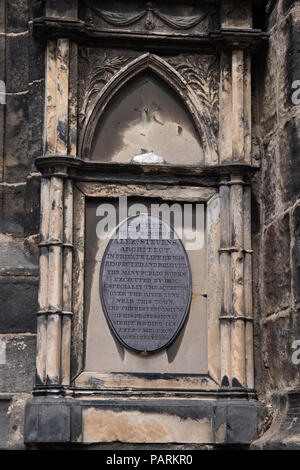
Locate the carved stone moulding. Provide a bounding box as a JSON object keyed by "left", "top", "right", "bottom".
{"left": 33, "top": 0, "right": 268, "bottom": 53}
{"left": 34, "top": 154, "right": 258, "bottom": 184}
{"left": 32, "top": 17, "right": 269, "bottom": 52}
{"left": 83, "top": 0, "right": 218, "bottom": 35}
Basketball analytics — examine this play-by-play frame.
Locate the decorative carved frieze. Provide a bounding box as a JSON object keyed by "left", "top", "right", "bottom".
{"left": 32, "top": 0, "right": 268, "bottom": 53}
{"left": 85, "top": 0, "right": 213, "bottom": 34}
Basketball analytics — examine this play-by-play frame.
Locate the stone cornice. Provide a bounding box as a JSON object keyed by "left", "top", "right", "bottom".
{"left": 32, "top": 17, "right": 269, "bottom": 52}
{"left": 35, "top": 155, "right": 259, "bottom": 184}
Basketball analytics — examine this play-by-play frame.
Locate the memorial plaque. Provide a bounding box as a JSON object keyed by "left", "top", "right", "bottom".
{"left": 100, "top": 214, "right": 192, "bottom": 354}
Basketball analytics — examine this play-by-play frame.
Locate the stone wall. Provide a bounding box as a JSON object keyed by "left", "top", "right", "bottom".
{"left": 251, "top": 0, "right": 300, "bottom": 448}
{"left": 0, "top": 1, "right": 43, "bottom": 449}
{"left": 252, "top": 0, "right": 300, "bottom": 395}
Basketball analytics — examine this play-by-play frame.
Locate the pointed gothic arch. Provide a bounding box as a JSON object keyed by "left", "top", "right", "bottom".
{"left": 79, "top": 53, "right": 218, "bottom": 164}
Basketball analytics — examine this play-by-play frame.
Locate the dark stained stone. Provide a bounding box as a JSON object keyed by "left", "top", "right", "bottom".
{"left": 0, "top": 279, "right": 38, "bottom": 333}
{"left": 28, "top": 81, "right": 44, "bottom": 166}
{"left": 264, "top": 1, "right": 278, "bottom": 30}
{"left": 279, "top": 118, "right": 300, "bottom": 204}
{"left": 28, "top": 34, "right": 45, "bottom": 84}
{"left": 283, "top": 0, "right": 298, "bottom": 13}
{"left": 262, "top": 143, "right": 277, "bottom": 224}
{"left": 0, "top": 397, "right": 11, "bottom": 449}
{"left": 0, "top": 176, "right": 40, "bottom": 237}
{"left": 6, "top": 0, "right": 29, "bottom": 33}
{"left": 1, "top": 183, "right": 26, "bottom": 233}
{"left": 4, "top": 93, "right": 29, "bottom": 183}
{"left": 45, "top": 0, "right": 78, "bottom": 19}
{"left": 264, "top": 213, "right": 291, "bottom": 316}
{"left": 0, "top": 335, "right": 36, "bottom": 392}
{"left": 260, "top": 33, "right": 278, "bottom": 136}
{"left": 6, "top": 34, "right": 29, "bottom": 94}
{"left": 0, "top": 35, "right": 5, "bottom": 84}
{"left": 0, "top": 0, "right": 5, "bottom": 32}
{"left": 24, "top": 176, "right": 41, "bottom": 236}
{"left": 251, "top": 191, "right": 260, "bottom": 235}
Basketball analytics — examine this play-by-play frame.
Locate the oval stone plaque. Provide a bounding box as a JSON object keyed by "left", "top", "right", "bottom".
{"left": 100, "top": 214, "right": 192, "bottom": 354}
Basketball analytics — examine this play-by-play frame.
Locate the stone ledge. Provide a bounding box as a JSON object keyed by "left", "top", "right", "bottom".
{"left": 32, "top": 17, "right": 268, "bottom": 52}
{"left": 24, "top": 397, "right": 266, "bottom": 447}
{"left": 0, "top": 394, "right": 12, "bottom": 401}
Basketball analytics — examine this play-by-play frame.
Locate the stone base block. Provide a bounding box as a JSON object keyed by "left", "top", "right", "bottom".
{"left": 24, "top": 396, "right": 265, "bottom": 447}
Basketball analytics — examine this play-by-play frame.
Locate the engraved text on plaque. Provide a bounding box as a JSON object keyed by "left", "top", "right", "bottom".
{"left": 100, "top": 214, "right": 192, "bottom": 353}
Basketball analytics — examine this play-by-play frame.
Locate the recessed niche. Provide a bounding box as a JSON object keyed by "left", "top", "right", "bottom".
{"left": 90, "top": 72, "right": 204, "bottom": 165}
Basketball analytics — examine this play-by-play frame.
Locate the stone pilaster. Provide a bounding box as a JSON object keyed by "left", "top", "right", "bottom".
{"left": 219, "top": 49, "right": 252, "bottom": 164}
{"left": 219, "top": 175, "right": 254, "bottom": 389}
{"left": 36, "top": 37, "right": 74, "bottom": 392}
{"left": 218, "top": 0, "right": 254, "bottom": 391}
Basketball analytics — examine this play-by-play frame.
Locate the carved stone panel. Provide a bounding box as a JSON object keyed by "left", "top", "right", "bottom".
{"left": 83, "top": 0, "right": 219, "bottom": 36}
{"left": 78, "top": 49, "right": 137, "bottom": 131}
{"left": 165, "top": 54, "right": 220, "bottom": 144}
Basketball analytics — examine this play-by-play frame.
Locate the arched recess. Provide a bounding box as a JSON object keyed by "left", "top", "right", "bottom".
{"left": 79, "top": 53, "right": 218, "bottom": 165}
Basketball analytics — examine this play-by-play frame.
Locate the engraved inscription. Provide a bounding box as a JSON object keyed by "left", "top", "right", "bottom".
{"left": 100, "top": 215, "right": 192, "bottom": 353}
